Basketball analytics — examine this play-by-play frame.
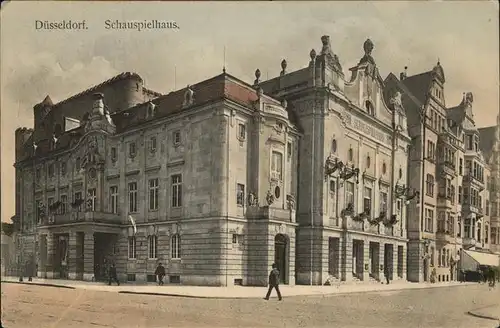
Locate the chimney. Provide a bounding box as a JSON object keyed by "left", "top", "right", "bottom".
{"left": 400, "top": 66, "right": 408, "bottom": 81}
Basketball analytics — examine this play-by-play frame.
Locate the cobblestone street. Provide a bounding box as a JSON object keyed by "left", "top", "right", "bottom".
{"left": 2, "top": 283, "right": 499, "bottom": 328}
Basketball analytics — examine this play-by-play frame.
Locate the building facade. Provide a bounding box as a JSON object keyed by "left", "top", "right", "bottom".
{"left": 14, "top": 72, "right": 301, "bottom": 286}
{"left": 479, "top": 116, "right": 500, "bottom": 254}
{"left": 258, "top": 37, "right": 412, "bottom": 285}
{"left": 387, "top": 63, "right": 495, "bottom": 282}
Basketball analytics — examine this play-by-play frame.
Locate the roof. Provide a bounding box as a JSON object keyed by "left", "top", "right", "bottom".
{"left": 400, "top": 71, "right": 434, "bottom": 105}
{"left": 478, "top": 125, "right": 497, "bottom": 163}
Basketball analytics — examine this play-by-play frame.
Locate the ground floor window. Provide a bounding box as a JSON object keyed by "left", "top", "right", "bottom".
{"left": 128, "top": 236, "right": 136, "bottom": 259}
{"left": 148, "top": 235, "right": 158, "bottom": 259}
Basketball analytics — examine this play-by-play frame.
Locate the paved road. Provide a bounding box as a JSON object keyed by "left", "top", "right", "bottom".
{"left": 1, "top": 283, "right": 499, "bottom": 328}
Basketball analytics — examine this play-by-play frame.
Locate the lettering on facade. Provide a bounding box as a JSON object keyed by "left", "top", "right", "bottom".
{"left": 344, "top": 113, "right": 390, "bottom": 144}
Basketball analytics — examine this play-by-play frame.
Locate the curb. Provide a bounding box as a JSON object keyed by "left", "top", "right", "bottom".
{"left": 467, "top": 305, "right": 500, "bottom": 322}
{"left": 118, "top": 291, "right": 254, "bottom": 299}
{"left": 1, "top": 280, "right": 75, "bottom": 290}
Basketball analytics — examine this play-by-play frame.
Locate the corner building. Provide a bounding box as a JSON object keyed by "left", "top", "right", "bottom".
{"left": 14, "top": 72, "right": 301, "bottom": 286}
{"left": 258, "top": 37, "right": 412, "bottom": 284}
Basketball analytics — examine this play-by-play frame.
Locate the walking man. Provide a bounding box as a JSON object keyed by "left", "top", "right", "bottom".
{"left": 155, "top": 263, "right": 166, "bottom": 286}
{"left": 264, "top": 263, "right": 282, "bottom": 301}
{"left": 108, "top": 263, "right": 120, "bottom": 286}
{"left": 384, "top": 265, "right": 391, "bottom": 284}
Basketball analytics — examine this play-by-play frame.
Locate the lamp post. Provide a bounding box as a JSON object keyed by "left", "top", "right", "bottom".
{"left": 309, "top": 50, "right": 316, "bottom": 286}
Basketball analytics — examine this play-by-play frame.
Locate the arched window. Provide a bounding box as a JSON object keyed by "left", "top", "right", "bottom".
{"left": 331, "top": 139, "right": 337, "bottom": 153}
{"left": 171, "top": 234, "right": 181, "bottom": 259}
{"left": 348, "top": 148, "right": 354, "bottom": 162}
{"left": 366, "top": 155, "right": 371, "bottom": 168}
{"left": 382, "top": 162, "right": 387, "bottom": 174}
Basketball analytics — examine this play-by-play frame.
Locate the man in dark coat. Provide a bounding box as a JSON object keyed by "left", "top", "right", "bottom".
{"left": 108, "top": 263, "right": 120, "bottom": 286}
{"left": 264, "top": 263, "right": 282, "bottom": 301}
{"left": 384, "top": 265, "right": 391, "bottom": 284}
{"left": 155, "top": 263, "right": 166, "bottom": 286}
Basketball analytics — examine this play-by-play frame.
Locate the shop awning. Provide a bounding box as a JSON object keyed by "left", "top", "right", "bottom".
{"left": 463, "top": 250, "right": 500, "bottom": 268}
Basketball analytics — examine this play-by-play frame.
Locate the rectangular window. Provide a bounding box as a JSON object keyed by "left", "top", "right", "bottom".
{"left": 467, "top": 135, "right": 473, "bottom": 150}
{"left": 458, "top": 186, "right": 462, "bottom": 203}
{"left": 236, "top": 183, "right": 245, "bottom": 206}
{"left": 425, "top": 209, "right": 434, "bottom": 233}
{"left": 345, "top": 182, "right": 354, "bottom": 207}
{"left": 87, "top": 189, "right": 96, "bottom": 211}
{"left": 60, "top": 195, "right": 67, "bottom": 214}
{"left": 426, "top": 174, "right": 434, "bottom": 197}
{"left": 459, "top": 158, "right": 463, "bottom": 175}
{"left": 148, "top": 235, "right": 158, "bottom": 259}
{"left": 287, "top": 142, "right": 292, "bottom": 160}
{"left": 464, "top": 218, "right": 471, "bottom": 239}
{"left": 363, "top": 187, "right": 372, "bottom": 216}
{"left": 61, "top": 162, "right": 66, "bottom": 176}
{"left": 111, "top": 147, "right": 117, "bottom": 161}
{"left": 128, "top": 182, "right": 138, "bottom": 213}
{"left": 171, "top": 174, "right": 182, "bottom": 208}
{"left": 47, "top": 197, "right": 54, "bottom": 214}
{"left": 271, "top": 151, "right": 283, "bottom": 180}
{"left": 48, "top": 164, "right": 55, "bottom": 178}
{"left": 74, "top": 191, "right": 82, "bottom": 212}
{"left": 150, "top": 137, "right": 157, "bottom": 152}
{"left": 173, "top": 131, "right": 181, "bottom": 145}
{"left": 129, "top": 142, "right": 136, "bottom": 158}
{"left": 329, "top": 180, "right": 336, "bottom": 193}
{"left": 171, "top": 234, "right": 181, "bottom": 259}
{"left": 380, "top": 191, "right": 388, "bottom": 213}
{"left": 128, "top": 236, "right": 136, "bottom": 259}
{"left": 109, "top": 186, "right": 118, "bottom": 214}
{"left": 238, "top": 123, "right": 246, "bottom": 140}
{"left": 149, "top": 178, "right": 159, "bottom": 211}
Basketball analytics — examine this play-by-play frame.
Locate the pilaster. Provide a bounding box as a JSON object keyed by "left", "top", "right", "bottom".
{"left": 46, "top": 232, "right": 55, "bottom": 278}
{"left": 362, "top": 240, "right": 369, "bottom": 281}
{"left": 83, "top": 232, "right": 94, "bottom": 281}
{"left": 68, "top": 231, "right": 78, "bottom": 280}
{"left": 341, "top": 232, "right": 353, "bottom": 281}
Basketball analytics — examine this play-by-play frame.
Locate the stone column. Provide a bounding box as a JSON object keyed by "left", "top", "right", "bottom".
{"left": 341, "top": 233, "right": 353, "bottom": 282}
{"left": 68, "top": 231, "right": 78, "bottom": 280}
{"left": 46, "top": 233, "right": 55, "bottom": 278}
{"left": 379, "top": 244, "right": 386, "bottom": 282}
{"left": 83, "top": 232, "right": 94, "bottom": 281}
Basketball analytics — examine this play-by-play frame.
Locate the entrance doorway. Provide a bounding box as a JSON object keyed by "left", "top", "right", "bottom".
{"left": 274, "top": 234, "right": 288, "bottom": 284}
{"left": 352, "top": 240, "right": 364, "bottom": 280}
{"left": 328, "top": 237, "right": 340, "bottom": 278}
{"left": 384, "top": 244, "right": 394, "bottom": 280}
{"left": 93, "top": 233, "right": 118, "bottom": 282}
{"left": 369, "top": 242, "right": 380, "bottom": 280}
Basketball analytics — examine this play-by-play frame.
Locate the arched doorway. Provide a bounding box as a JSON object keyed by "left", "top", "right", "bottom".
{"left": 274, "top": 234, "right": 288, "bottom": 284}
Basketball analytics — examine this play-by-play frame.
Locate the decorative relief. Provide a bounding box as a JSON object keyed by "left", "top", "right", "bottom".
{"left": 266, "top": 190, "right": 275, "bottom": 205}
{"left": 247, "top": 192, "right": 259, "bottom": 207}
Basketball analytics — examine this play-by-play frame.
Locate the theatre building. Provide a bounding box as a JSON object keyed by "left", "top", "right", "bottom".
{"left": 258, "top": 36, "right": 412, "bottom": 284}
{"left": 14, "top": 71, "right": 301, "bottom": 286}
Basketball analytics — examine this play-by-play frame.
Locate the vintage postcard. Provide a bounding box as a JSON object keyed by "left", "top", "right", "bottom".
{"left": 1, "top": 1, "right": 499, "bottom": 327}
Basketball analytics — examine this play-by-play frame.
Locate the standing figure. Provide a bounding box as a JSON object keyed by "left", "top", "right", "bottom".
{"left": 384, "top": 265, "right": 391, "bottom": 285}
{"left": 155, "top": 263, "right": 166, "bottom": 286}
{"left": 264, "top": 263, "right": 282, "bottom": 301}
{"left": 108, "top": 263, "right": 120, "bottom": 286}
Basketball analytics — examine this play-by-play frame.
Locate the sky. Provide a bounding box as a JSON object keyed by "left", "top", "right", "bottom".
{"left": 1, "top": 1, "right": 499, "bottom": 222}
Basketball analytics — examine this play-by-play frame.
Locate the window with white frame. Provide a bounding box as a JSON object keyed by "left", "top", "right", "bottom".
{"left": 129, "top": 142, "right": 136, "bottom": 158}
{"left": 238, "top": 123, "right": 246, "bottom": 140}
{"left": 128, "top": 236, "right": 136, "bottom": 259}
{"left": 171, "top": 174, "right": 182, "bottom": 208}
{"left": 426, "top": 174, "right": 434, "bottom": 197}
{"left": 148, "top": 235, "right": 158, "bottom": 259}
{"left": 236, "top": 183, "right": 245, "bottom": 206}
{"left": 345, "top": 181, "right": 354, "bottom": 207}
{"left": 363, "top": 187, "right": 372, "bottom": 216}
{"left": 109, "top": 186, "right": 118, "bottom": 214}
{"left": 149, "top": 178, "right": 159, "bottom": 211}
{"left": 173, "top": 131, "right": 181, "bottom": 145}
{"left": 271, "top": 151, "right": 283, "bottom": 180}
{"left": 171, "top": 234, "right": 181, "bottom": 259}
{"left": 425, "top": 208, "right": 434, "bottom": 233}
{"left": 128, "top": 182, "right": 138, "bottom": 213}
{"left": 149, "top": 136, "right": 157, "bottom": 153}
{"left": 87, "top": 189, "right": 97, "bottom": 211}
{"left": 60, "top": 195, "right": 67, "bottom": 214}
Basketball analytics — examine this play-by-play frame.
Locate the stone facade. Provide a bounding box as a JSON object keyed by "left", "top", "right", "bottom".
{"left": 258, "top": 37, "right": 411, "bottom": 285}
{"left": 14, "top": 73, "right": 300, "bottom": 286}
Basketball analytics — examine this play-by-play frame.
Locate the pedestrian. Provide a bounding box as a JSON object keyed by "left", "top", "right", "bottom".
{"left": 384, "top": 265, "right": 390, "bottom": 285}
{"left": 264, "top": 263, "right": 282, "bottom": 301}
{"left": 108, "top": 263, "right": 120, "bottom": 286}
{"left": 155, "top": 263, "right": 166, "bottom": 286}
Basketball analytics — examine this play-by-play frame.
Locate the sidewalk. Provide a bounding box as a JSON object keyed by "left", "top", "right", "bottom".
{"left": 1, "top": 276, "right": 476, "bottom": 299}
